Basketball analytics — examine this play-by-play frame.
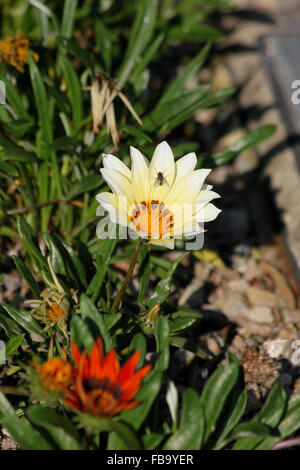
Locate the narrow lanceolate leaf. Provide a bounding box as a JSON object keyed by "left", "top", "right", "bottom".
{"left": 86, "top": 238, "right": 117, "bottom": 302}
{"left": 210, "top": 353, "right": 247, "bottom": 449}
{"left": 168, "top": 25, "right": 224, "bottom": 42}
{"left": 66, "top": 174, "right": 104, "bottom": 201}
{"left": 146, "top": 252, "right": 188, "bottom": 308}
{"left": 17, "top": 217, "right": 49, "bottom": 275}
{"left": 5, "top": 334, "right": 25, "bottom": 357}
{"left": 60, "top": 0, "right": 78, "bottom": 39}
{"left": 163, "top": 389, "right": 205, "bottom": 450}
{"left": 109, "top": 422, "right": 142, "bottom": 450}
{"left": 28, "top": 54, "right": 52, "bottom": 149}
{"left": 59, "top": 55, "right": 83, "bottom": 128}
{"left": 0, "top": 391, "right": 52, "bottom": 450}
{"left": 211, "top": 125, "right": 277, "bottom": 166}
{"left": 27, "top": 406, "right": 82, "bottom": 450}
{"left": 154, "top": 315, "right": 170, "bottom": 372}
{"left": 121, "top": 370, "right": 163, "bottom": 431}
{"left": 159, "top": 43, "right": 211, "bottom": 105}
{"left": 143, "top": 86, "right": 210, "bottom": 132}
{"left": 80, "top": 294, "right": 113, "bottom": 352}
{"left": 117, "top": 0, "right": 158, "bottom": 88}
{"left": 13, "top": 256, "right": 40, "bottom": 298}
{"left": 54, "top": 235, "right": 87, "bottom": 288}
{"left": 233, "top": 382, "right": 286, "bottom": 450}
{"left": 200, "top": 362, "right": 240, "bottom": 444}
{"left": 137, "top": 243, "right": 150, "bottom": 303}
{"left": 2, "top": 304, "right": 46, "bottom": 339}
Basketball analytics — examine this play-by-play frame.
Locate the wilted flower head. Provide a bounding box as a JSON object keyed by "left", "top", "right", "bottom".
{"left": 63, "top": 337, "right": 151, "bottom": 417}
{"left": 96, "top": 141, "right": 221, "bottom": 249}
{"left": 27, "top": 288, "right": 70, "bottom": 328}
{"left": 0, "top": 33, "right": 39, "bottom": 72}
{"left": 91, "top": 73, "right": 141, "bottom": 148}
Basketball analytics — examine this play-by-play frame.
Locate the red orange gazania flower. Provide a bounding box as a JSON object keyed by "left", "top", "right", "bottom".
{"left": 32, "top": 357, "right": 72, "bottom": 392}
{"left": 63, "top": 338, "right": 151, "bottom": 417}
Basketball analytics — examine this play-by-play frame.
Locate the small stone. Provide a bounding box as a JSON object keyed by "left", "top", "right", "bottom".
{"left": 246, "top": 286, "right": 277, "bottom": 308}
{"left": 232, "top": 334, "right": 244, "bottom": 350}
{"left": 247, "top": 306, "right": 274, "bottom": 324}
{"left": 279, "top": 323, "right": 299, "bottom": 340}
{"left": 206, "top": 337, "right": 221, "bottom": 356}
{"left": 263, "top": 338, "right": 290, "bottom": 359}
{"left": 227, "top": 279, "right": 248, "bottom": 295}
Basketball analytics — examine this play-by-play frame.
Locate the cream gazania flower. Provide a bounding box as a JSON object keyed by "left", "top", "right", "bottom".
{"left": 96, "top": 141, "right": 221, "bottom": 249}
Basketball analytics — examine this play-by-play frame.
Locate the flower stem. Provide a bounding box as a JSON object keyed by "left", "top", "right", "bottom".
{"left": 110, "top": 238, "right": 142, "bottom": 314}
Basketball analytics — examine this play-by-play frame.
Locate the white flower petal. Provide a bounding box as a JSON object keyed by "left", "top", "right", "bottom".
{"left": 130, "top": 146, "right": 150, "bottom": 202}
{"left": 175, "top": 152, "right": 197, "bottom": 180}
{"left": 101, "top": 168, "right": 134, "bottom": 205}
{"left": 103, "top": 154, "right": 132, "bottom": 180}
{"left": 196, "top": 203, "right": 222, "bottom": 223}
{"left": 165, "top": 169, "right": 211, "bottom": 206}
{"left": 195, "top": 190, "right": 221, "bottom": 209}
{"left": 96, "top": 192, "right": 129, "bottom": 226}
{"left": 150, "top": 239, "right": 175, "bottom": 249}
{"left": 149, "top": 141, "right": 176, "bottom": 200}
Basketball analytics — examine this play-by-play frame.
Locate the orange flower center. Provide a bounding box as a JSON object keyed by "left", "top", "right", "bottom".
{"left": 130, "top": 200, "right": 174, "bottom": 239}
{"left": 46, "top": 301, "right": 67, "bottom": 324}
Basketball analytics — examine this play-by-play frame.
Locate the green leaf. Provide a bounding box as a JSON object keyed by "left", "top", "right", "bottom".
{"left": 143, "top": 86, "right": 210, "bottom": 132}
{"left": 43, "top": 233, "right": 68, "bottom": 277}
{"left": 17, "top": 218, "right": 49, "bottom": 274}
{"left": 56, "top": 36, "right": 94, "bottom": 71}
{"left": 0, "top": 391, "right": 52, "bottom": 450}
{"left": 196, "top": 0, "right": 236, "bottom": 8}
{"left": 210, "top": 353, "right": 247, "bottom": 449}
{"left": 200, "top": 362, "right": 239, "bottom": 443}
{"left": 168, "top": 25, "right": 224, "bottom": 42}
{"left": 2, "top": 304, "right": 46, "bottom": 339}
{"left": 109, "top": 421, "right": 142, "bottom": 450}
{"left": 146, "top": 252, "right": 187, "bottom": 308}
{"left": 28, "top": 54, "right": 52, "bottom": 147}
{"left": 233, "top": 382, "right": 286, "bottom": 450}
{"left": 27, "top": 405, "right": 82, "bottom": 450}
{"left": 13, "top": 256, "right": 40, "bottom": 298}
{"left": 0, "top": 146, "right": 37, "bottom": 163}
{"left": 54, "top": 235, "right": 87, "bottom": 288}
{"left": 169, "top": 336, "right": 208, "bottom": 359}
{"left": 154, "top": 315, "right": 170, "bottom": 372}
{"left": 121, "top": 370, "right": 163, "bottom": 431}
{"left": 0, "top": 162, "right": 18, "bottom": 177}
{"left": 211, "top": 125, "right": 277, "bottom": 166}
{"left": 95, "top": 19, "right": 112, "bottom": 72}
{"left": 169, "top": 317, "right": 197, "bottom": 333}
{"left": 117, "top": 0, "right": 158, "bottom": 88}
{"left": 159, "top": 43, "right": 211, "bottom": 105}
{"left": 163, "top": 389, "right": 205, "bottom": 450}
{"left": 0, "top": 74, "right": 31, "bottom": 120}
{"left": 80, "top": 294, "right": 113, "bottom": 352}
{"left": 66, "top": 174, "right": 104, "bottom": 201}
{"left": 164, "top": 88, "right": 235, "bottom": 132}
{"left": 70, "top": 315, "right": 95, "bottom": 354}
{"left": 129, "top": 333, "right": 147, "bottom": 368}
{"left": 86, "top": 238, "right": 117, "bottom": 302}
{"left": 59, "top": 55, "right": 83, "bottom": 128}
{"left": 60, "top": 0, "right": 78, "bottom": 39}
{"left": 137, "top": 243, "right": 150, "bottom": 303}
{"left": 5, "top": 334, "right": 25, "bottom": 357}
{"left": 228, "top": 422, "right": 278, "bottom": 443}
{"left": 255, "top": 392, "right": 300, "bottom": 450}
